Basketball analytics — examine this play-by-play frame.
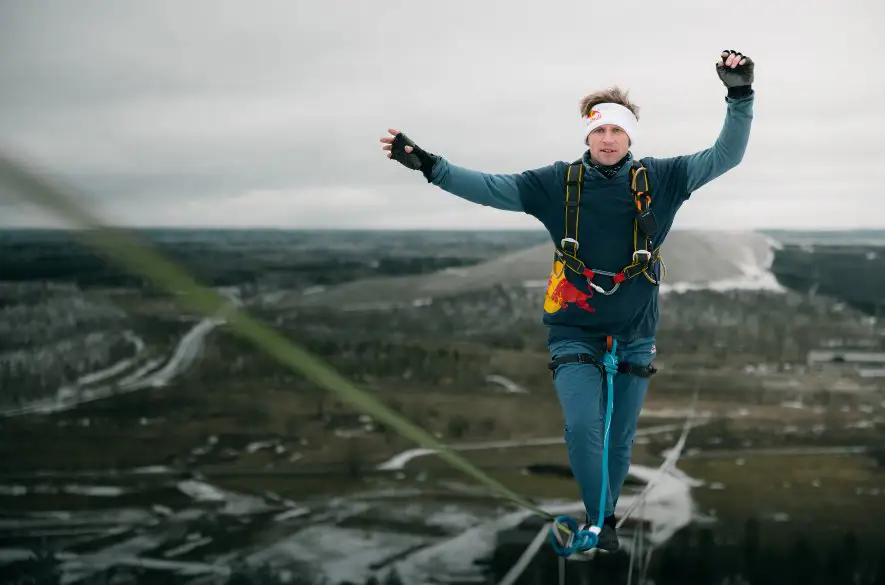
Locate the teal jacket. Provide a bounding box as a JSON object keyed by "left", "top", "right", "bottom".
{"left": 427, "top": 92, "right": 755, "bottom": 344}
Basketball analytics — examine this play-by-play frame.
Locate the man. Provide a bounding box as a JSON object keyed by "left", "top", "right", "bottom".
{"left": 380, "top": 49, "right": 755, "bottom": 554}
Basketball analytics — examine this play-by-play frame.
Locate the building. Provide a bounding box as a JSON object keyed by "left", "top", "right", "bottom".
{"left": 807, "top": 349, "right": 885, "bottom": 379}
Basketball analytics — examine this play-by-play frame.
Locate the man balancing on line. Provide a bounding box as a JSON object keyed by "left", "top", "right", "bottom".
{"left": 380, "top": 49, "right": 755, "bottom": 555}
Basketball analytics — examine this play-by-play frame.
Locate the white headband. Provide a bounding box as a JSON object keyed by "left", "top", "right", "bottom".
{"left": 582, "top": 102, "right": 638, "bottom": 145}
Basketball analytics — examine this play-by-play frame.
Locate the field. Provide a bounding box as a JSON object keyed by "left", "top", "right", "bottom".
{"left": 1, "top": 228, "right": 884, "bottom": 585}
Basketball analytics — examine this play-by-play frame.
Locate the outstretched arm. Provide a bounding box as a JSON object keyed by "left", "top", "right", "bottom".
{"left": 426, "top": 156, "right": 532, "bottom": 212}
{"left": 683, "top": 89, "right": 754, "bottom": 192}
{"left": 380, "top": 128, "right": 548, "bottom": 213}
{"left": 675, "top": 50, "right": 756, "bottom": 193}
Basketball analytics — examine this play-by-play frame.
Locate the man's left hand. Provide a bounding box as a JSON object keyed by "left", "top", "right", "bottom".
{"left": 716, "top": 49, "right": 754, "bottom": 88}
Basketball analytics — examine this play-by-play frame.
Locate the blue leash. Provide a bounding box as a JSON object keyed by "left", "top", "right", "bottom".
{"left": 549, "top": 338, "right": 618, "bottom": 557}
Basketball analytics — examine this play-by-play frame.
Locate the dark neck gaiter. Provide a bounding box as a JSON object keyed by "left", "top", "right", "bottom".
{"left": 588, "top": 154, "right": 629, "bottom": 179}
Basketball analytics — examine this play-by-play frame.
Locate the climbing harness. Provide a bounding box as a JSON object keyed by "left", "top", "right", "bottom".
{"left": 547, "top": 335, "right": 646, "bottom": 558}
{"left": 555, "top": 159, "right": 667, "bottom": 296}
{"left": 548, "top": 352, "right": 657, "bottom": 378}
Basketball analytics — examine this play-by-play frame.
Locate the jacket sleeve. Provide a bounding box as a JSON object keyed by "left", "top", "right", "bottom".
{"left": 428, "top": 157, "right": 558, "bottom": 214}
{"left": 681, "top": 91, "right": 755, "bottom": 193}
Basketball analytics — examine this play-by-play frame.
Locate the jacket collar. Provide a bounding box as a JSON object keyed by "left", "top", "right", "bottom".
{"left": 581, "top": 150, "right": 633, "bottom": 180}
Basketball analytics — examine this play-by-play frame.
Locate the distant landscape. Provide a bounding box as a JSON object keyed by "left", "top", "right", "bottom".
{"left": 1, "top": 227, "right": 884, "bottom": 585}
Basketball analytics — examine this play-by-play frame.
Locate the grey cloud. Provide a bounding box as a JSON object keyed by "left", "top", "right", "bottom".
{"left": 1, "top": 0, "right": 882, "bottom": 229}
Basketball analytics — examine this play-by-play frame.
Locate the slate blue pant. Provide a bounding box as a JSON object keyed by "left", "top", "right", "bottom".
{"left": 548, "top": 336, "right": 656, "bottom": 524}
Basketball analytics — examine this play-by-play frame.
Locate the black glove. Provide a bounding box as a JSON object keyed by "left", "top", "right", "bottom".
{"left": 390, "top": 132, "right": 438, "bottom": 182}
{"left": 716, "top": 49, "right": 754, "bottom": 98}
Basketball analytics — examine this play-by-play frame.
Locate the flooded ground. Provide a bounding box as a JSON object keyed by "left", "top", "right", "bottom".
{"left": 0, "top": 427, "right": 698, "bottom": 585}
{"left": 4, "top": 432, "right": 884, "bottom": 584}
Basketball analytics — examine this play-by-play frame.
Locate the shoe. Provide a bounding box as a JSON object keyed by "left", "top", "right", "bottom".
{"left": 551, "top": 515, "right": 618, "bottom": 557}
{"left": 586, "top": 514, "right": 619, "bottom": 553}
{"left": 596, "top": 522, "right": 619, "bottom": 552}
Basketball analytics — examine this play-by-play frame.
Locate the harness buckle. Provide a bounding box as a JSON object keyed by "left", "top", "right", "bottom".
{"left": 560, "top": 237, "right": 579, "bottom": 253}
{"left": 632, "top": 249, "right": 653, "bottom": 265}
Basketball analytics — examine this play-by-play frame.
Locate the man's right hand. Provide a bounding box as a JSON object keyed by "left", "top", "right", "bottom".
{"left": 380, "top": 129, "right": 437, "bottom": 182}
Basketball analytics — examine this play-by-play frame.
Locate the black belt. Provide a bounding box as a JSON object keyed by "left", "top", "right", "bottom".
{"left": 548, "top": 353, "right": 657, "bottom": 378}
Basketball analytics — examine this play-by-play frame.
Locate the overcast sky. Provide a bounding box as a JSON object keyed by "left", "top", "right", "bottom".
{"left": 1, "top": 0, "right": 882, "bottom": 231}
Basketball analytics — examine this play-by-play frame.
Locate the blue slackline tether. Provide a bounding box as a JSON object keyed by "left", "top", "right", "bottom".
{"left": 549, "top": 338, "right": 618, "bottom": 558}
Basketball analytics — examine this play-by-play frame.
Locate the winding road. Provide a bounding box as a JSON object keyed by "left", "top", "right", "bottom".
{"left": 0, "top": 289, "right": 239, "bottom": 418}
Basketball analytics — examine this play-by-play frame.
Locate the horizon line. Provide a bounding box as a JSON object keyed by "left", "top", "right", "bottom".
{"left": 1, "top": 225, "right": 884, "bottom": 233}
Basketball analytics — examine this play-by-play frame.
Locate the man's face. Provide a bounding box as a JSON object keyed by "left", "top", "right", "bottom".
{"left": 587, "top": 124, "right": 630, "bottom": 166}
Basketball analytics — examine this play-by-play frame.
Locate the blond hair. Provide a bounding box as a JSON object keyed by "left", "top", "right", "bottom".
{"left": 579, "top": 86, "right": 640, "bottom": 120}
